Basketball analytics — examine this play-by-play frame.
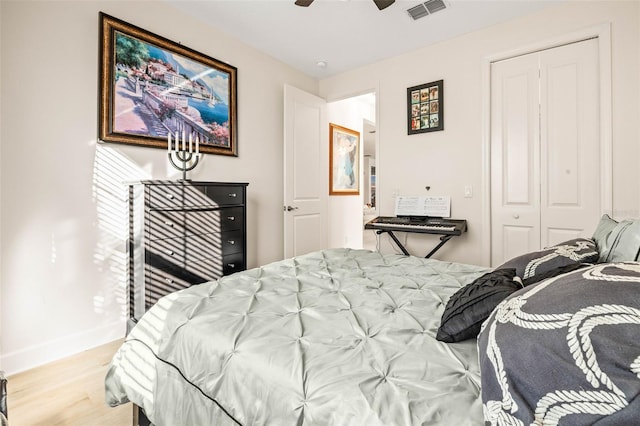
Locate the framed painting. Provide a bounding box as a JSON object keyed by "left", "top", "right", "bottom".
{"left": 329, "top": 123, "right": 360, "bottom": 196}
{"left": 407, "top": 79, "right": 443, "bottom": 135}
{"left": 99, "top": 13, "right": 238, "bottom": 156}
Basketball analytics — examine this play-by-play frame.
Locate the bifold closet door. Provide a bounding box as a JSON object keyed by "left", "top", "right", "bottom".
{"left": 490, "top": 52, "right": 541, "bottom": 266}
{"left": 490, "top": 38, "right": 600, "bottom": 266}
{"left": 539, "top": 39, "right": 600, "bottom": 247}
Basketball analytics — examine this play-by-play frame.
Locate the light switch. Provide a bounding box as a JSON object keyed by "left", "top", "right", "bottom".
{"left": 464, "top": 185, "right": 473, "bottom": 198}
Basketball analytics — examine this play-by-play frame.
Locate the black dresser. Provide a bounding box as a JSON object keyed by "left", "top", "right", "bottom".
{"left": 128, "top": 180, "right": 248, "bottom": 319}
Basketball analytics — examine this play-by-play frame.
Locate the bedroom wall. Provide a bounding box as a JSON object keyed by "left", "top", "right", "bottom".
{"left": 319, "top": 0, "right": 640, "bottom": 267}
{"left": 0, "top": 0, "right": 316, "bottom": 374}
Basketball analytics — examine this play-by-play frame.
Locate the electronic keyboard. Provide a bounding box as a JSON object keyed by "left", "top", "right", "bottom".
{"left": 365, "top": 216, "right": 466, "bottom": 236}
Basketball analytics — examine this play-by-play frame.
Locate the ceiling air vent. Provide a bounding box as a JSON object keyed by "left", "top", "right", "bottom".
{"left": 407, "top": 0, "right": 447, "bottom": 21}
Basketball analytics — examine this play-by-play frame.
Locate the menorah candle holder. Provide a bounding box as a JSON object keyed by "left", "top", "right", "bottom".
{"left": 167, "top": 131, "right": 201, "bottom": 181}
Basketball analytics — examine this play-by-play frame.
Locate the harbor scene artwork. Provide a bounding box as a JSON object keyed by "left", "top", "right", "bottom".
{"left": 99, "top": 13, "right": 238, "bottom": 156}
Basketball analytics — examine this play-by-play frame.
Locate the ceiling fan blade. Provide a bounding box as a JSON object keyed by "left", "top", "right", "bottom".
{"left": 373, "top": 0, "right": 395, "bottom": 10}
{"left": 295, "top": 0, "right": 315, "bottom": 6}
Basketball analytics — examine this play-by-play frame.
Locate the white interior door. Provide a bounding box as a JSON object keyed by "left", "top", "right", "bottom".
{"left": 283, "top": 85, "right": 328, "bottom": 258}
{"left": 491, "top": 38, "right": 600, "bottom": 266}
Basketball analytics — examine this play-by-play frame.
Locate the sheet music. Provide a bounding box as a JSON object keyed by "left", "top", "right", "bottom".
{"left": 394, "top": 196, "right": 451, "bottom": 218}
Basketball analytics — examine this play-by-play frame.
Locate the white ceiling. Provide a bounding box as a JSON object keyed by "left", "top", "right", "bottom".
{"left": 165, "top": 0, "right": 561, "bottom": 79}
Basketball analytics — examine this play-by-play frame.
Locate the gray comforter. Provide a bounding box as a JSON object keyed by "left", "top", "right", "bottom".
{"left": 479, "top": 262, "right": 640, "bottom": 425}
{"left": 105, "top": 248, "right": 489, "bottom": 425}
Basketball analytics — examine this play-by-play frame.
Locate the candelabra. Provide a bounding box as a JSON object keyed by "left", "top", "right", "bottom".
{"left": 167, "top": 131, "right": 201, "bottom": 181}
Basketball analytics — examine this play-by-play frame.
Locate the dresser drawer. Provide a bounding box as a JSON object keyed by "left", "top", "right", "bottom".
{"left": 185, "top": 257, "right": 225, "bottom": 282}
{"left": 184, "top": 208, "right": 244, "bottom": 233}
{"left": 223, "top": 252, "right": 245, "bottom": 275}
{"left": 144, "top": 267, "right": 192, "bottom": 310}
{"left": 148, "top": 184, "right": 234, "bottom": 209}
{"left": 181, "top": 253, "right": 244, "bottom": 282}
{"left": 148, "top": 208, "right": 244, "bottom": 241}
{"left": 147, "top": 210, "right": 185, "bottom": 240}
{"left": 149, "top": 234, "right": 235, "bottom": 264}
{"left": 221, "top": 230, "right": 244, "bottom": 255}
{"left": 146, "top": 184, "right": 185, "bottom": 209}
{"left": 203, "top": 185, "right": 245, "bottom": 206}
{"left": 183, "top": 230, "right": 244, "bottom": 260}
{"left": 147, "top": 237, "right": 187, "bottom": 266}
{"left": 218, "top": 207, "right": 244, "bottom": 231}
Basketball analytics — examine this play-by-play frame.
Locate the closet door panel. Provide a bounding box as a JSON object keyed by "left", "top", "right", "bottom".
{"left": 490, "top": 54, "right": 540, "bottom": 266}
{"left": 540, "top": 38, "right": 600, "bottom": 247}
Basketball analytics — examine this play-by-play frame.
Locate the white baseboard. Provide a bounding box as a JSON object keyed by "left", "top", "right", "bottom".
{"left": 0, "top": 319, "right": 126, "bottom": 376}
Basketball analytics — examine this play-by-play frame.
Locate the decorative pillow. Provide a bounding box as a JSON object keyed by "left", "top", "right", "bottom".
{"left": 598, "top": 222, "right": 640, "bottom": 263}
{"left": 592, "top": 214, "right": 619, "bottom": 260}
{"left": 607, "top": 220, "right": 640, "bottom": 262}
{"left": 496, "top": 238, "right": 598, "bottom": 283}
{"left": 436, "top": 268, "right": 521, "bottom": 343}
{"left": 521, "top": 262, "right": 589, "bottom": 286}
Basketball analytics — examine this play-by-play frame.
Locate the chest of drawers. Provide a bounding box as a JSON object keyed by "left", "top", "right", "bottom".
{"left": 128, "top": 180, "right": 248, "bottom": 319}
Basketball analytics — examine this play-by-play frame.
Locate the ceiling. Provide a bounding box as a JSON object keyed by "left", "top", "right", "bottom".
{"left": 165, "top": 0, "right": 561, "bottom": 79}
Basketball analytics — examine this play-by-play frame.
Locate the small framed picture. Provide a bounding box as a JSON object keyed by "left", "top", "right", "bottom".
{"left": 407, "top": 80, "right": 444, "bottom": 135}
{"left": 329, "top": 123, "right": 360, "bottom": 196}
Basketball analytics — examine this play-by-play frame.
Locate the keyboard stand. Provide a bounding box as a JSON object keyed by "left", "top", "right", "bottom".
{"left": 374, "top": 229, "right": 454, "bottom": 258}
{"left": 364, "top": 216, "right": 466, "bottom": 258}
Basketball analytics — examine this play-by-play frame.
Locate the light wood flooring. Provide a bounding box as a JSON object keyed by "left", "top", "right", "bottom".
{"left": 6, "top": 339, "right": 132, "bottom": 425}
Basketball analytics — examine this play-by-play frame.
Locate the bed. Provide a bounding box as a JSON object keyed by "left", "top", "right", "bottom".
{"left": 105, "top": 214, "right": 640, "bottom": 425}
{"left": 106, "top": 248, "right": 490, "bottom": 425}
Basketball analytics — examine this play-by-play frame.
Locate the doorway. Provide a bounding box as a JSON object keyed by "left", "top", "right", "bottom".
{"left": 326, "top": 92, "right": 376, "bottom": 250}
{"left": 363, "top": 118, "right": 377, "bottom": 250}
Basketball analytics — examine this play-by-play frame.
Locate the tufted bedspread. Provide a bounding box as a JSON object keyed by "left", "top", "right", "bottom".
{"left": 105, "top": 248, "right": 489, "bottom": 425}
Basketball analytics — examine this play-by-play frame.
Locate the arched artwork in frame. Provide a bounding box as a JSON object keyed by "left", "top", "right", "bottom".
{"left": 329, "top": 123, "right": 360, "bottom": 196}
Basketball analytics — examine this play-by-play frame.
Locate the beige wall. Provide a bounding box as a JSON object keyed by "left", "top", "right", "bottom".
{"left": 0, "top": 0, "right": 316, "bottom": 374}
{"left": 320, "top": 1, "right": 640, "bottom": 266}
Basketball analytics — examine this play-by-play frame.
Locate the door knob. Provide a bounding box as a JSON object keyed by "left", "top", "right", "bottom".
{"left": 284, "top": 205, "right": 299, "bottom": 211}
{"left": 513, "top": 214, "right": 520, "bottom": 219}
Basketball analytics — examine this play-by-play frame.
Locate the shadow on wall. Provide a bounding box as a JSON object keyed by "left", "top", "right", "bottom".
{"left": 92, "top": 144, "right": 150, "bottom": 323}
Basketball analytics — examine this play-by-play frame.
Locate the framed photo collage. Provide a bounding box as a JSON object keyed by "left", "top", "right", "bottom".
{"left": 407, "top": 79, "right": 443, "bottom": 135}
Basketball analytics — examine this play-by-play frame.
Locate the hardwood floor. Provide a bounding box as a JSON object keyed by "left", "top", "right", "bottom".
{"left": 6, "top": 339, "right": 132, "bottom": 425}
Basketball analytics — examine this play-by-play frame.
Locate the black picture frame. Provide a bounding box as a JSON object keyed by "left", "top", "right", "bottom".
{"left": 407, "top": 80, "right": 444, "bottom": 135}
{"left": 99, "top": 12, "right": 238, "bottom": 156}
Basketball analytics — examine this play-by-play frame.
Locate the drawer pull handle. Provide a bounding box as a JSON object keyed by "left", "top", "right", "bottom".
{"left": 227, "top": 216, "right": 235, "bottom": 221}
{"left": 165, "top": 250, "right": 174, "bottom": 256}
{"left": 228, "top": 263, "right": 236, "bottom": 268}
{"left": 228, "top": 240, "right": 235, "bottom": 245}
{"left": 165, "top": 194, "right": 174, "bottom": 200}
{"left": 164, "top": 221, "right": 174, "bottom": 227}
{"left": 165, "top": 278, "right": 173, "bottom": 284}
{"left": 228, "top": 193, "right": 237, "bottom": 198}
